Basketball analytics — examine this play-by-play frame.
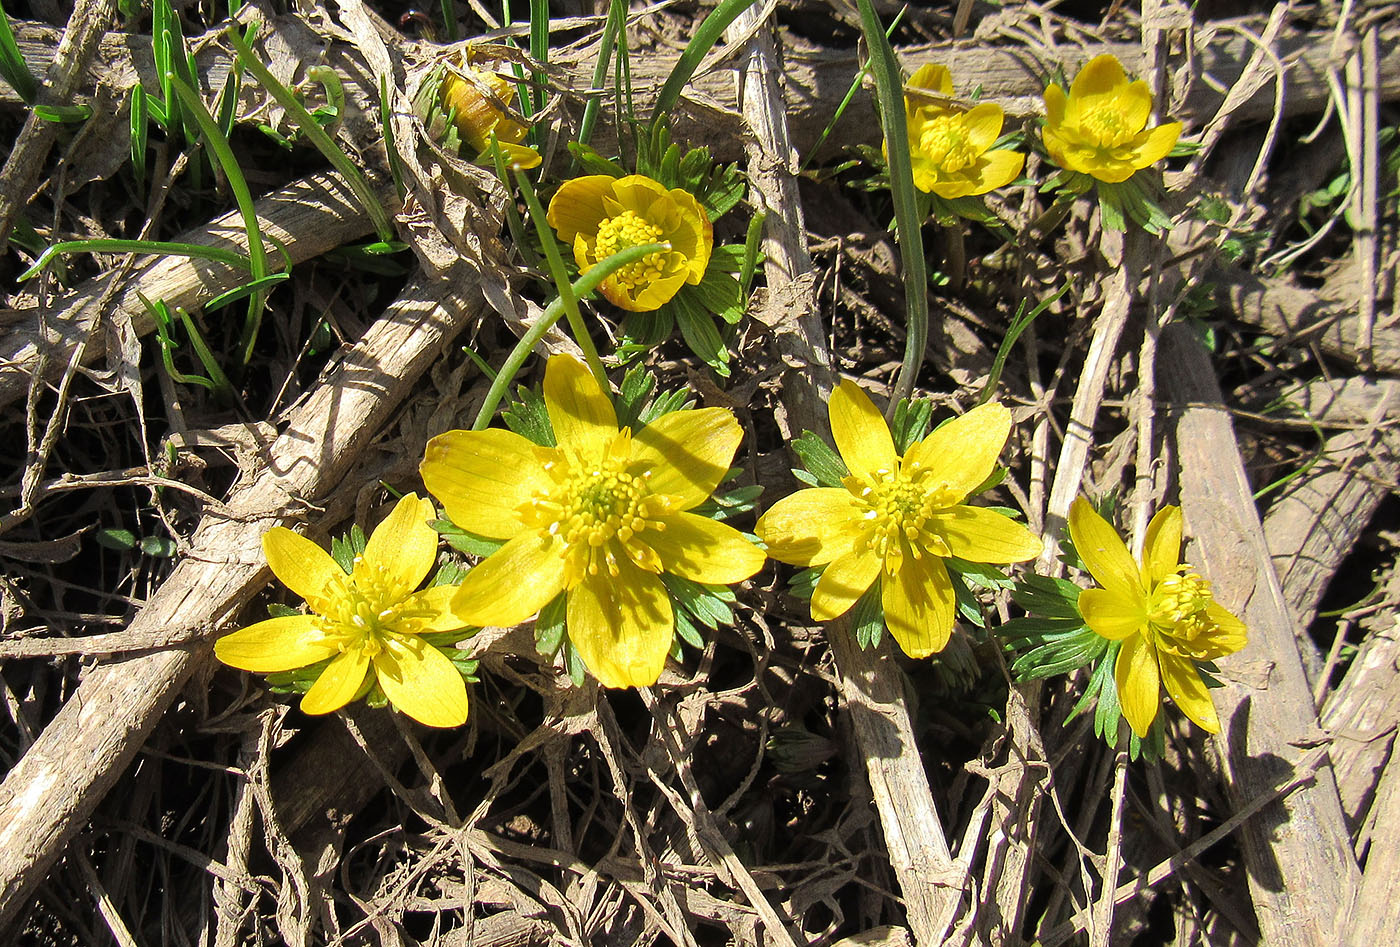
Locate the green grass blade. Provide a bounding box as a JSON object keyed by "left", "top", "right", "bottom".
{"left": 651, "top": 0, "right": 757, "bottom": 128}
{"left": 977, "top": 284, "right": 1069, "bottom": 405}
{"left": 379, "top": 75, "right": 407, "bottom": 202}
{"left": 440, "top": 0, "right": 460, "bottom": 42}
{"left": 854, "top": 0, "right": 926, "bottom": 412}
{"left": 0, "top": 1, "right": 39, "bottom": 104}
{"left": 226, "top": 25, "right": 395, "bottom": 242}
{"left": 799, "top": 6, "right": 904, "bottom": 172}
{"left": 471, "top": 242, "right": 667, "bottom": 431}
{"left": 577, "top": 0, "right": 625, "bottom": 148}
{"left": 18, "top": 238, "right": 252, "bottom": 281}
{"left": 167, "top": 72, "right": 270, "bottom": 362}
{"left": 130, "top": 82, "right": 149, "bottom": 184}
{"left": 174, "top": 305, "right": 235, "bottom": 400}
{"left": 528, "top": 0, "right": 549, "bottom": 116}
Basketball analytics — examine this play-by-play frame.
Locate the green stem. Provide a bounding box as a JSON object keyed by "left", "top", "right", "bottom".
{"left": 471, "top": 243, "right": 666, "bottom": 431}
{"left": 511, "top": 166, "right": 609, "bottom": 390}
{"left": 19, "top": 239, "right": 251, "bottom": 281}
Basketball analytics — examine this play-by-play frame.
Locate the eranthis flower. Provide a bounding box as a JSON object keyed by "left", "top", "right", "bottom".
{"left": 441, "top": 66, "right": 540, "bottom": 169}
{"left": 756, "top": 382, "right": 1042, "bottom": 658}
{"left": 899, "top": 64, "right": 1023, "bottom": 198}
{"left": 214, "top": 494, "right": 470, "bottom": 727}
{"left": 546, "top": 174, "right": 712, "bottom": 312}
{"left": 420, "top": 354, "right": 764, "bottom": 688}
{"left": 1068, "top": 498, "right": 1246, "bottom": 737}
{"left": 1041, "top": 54, "right": 1182, "bottom": 183}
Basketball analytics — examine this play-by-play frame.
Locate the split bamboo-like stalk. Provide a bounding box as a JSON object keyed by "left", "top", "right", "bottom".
{"left": 0, "top": 270, "right": 483, "bottom": 932}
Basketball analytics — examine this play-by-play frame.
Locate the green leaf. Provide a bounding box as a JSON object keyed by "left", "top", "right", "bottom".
{"left": 96, "top": 528, "right": 138, "bottom": 551}
{"left": 650, "top": 0, "right": 758, "bottom": 127}
{"left": 791, "top": 431, "right": 849, "bottom": 488}
{"left": 852, "top": 579, "right": 883, "bottom": 649}
{"left": 1011, "top": 573, "right": 1084, "bottom": 619}
{"left": 139, "top": 535, "right": 177, "bottom": 558}
{"left": 672, "top": 291, "right": 730, "bottom": 376}
{"left": 329, "top": 525, "right": 367, "bottom": 573}
{"left": 501, "top": 383, "right": 557, "bottom": 446}
{"left": 891, "top": 398, "right": 932, "bottom": 453}
{"left": 567, "top": 140, "right": 627, "bottom": 177}
{"left": 432, "top": 517, "right": 506, "bottom": 558}
{"left": 34, "top": 104, "right": 92, "bottom": 123}
{"left": 536, "top": 593, "right": 567, "bottom": 657}
{"left": 674, "top": 606, "right": 705, "bottom": 649}
{"left": 266, "top": 602, "right": 301, "bottom": 619}
{"left": 787, "top": 567, "right": 820, "bottom": 601}
{"left": 661, "top": 573, "right": 735, "bottom": 630}
{"left": 0, "top": 1, "right": 39, "bottom": 104}
{"left": 689, "top": 267, "right": 745, "bottom": 323}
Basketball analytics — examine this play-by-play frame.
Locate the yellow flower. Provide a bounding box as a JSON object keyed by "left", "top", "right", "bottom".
{"left": 420, "top": 354, "right": 765, "bottom": 688}
{"left": 1067, "top": 498, "right": 1247, "bottom": 737}
{"left": 214, "top": 495, "right": 470, "bottom": 728}
{"left": 440, "top": 66, "right": 541, "bottom": 169}
{"left": 546, "top": 174, "right": 712, "bottom": 312}
{"left": 900, "top": 64, "right": 1023, "bottom": 199}
{"left": 756, "top": 382, "right": 1042, "bottom": 658}
{"left": 1042, "top": 54, "right": 1182, "bottom": 183}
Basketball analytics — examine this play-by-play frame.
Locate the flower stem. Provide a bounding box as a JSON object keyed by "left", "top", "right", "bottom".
{"left": 512, "top": 167, "right": 610, "bottom": 390}
{"left": 471, "top": 242, "right": 666, "bottom": 431}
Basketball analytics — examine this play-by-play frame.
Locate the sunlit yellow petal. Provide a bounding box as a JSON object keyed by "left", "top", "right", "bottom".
{"left": 361, "top": 494, "right": 438, "bottom": 594}
{"left": 830, "top": 380, "right": 897, "bottom": 478}
{"left": 926, "top": 505, "right": 1042, "bottom": 563}
{"left": 610, "top": 173, "right": 671, "bottom": 210}
{"left": 666, "top": 188, "right": 714, "bottom": 281}
{"left": 300, "top": 648, "right": 370, "bottom": 716}
{"left": 567, "top": 558, "right": 672, "bottom": 688}
{"left": 975, "top": 149, "right": 1024, "bottom": 192}
{"left": 406, "top": 585, "right": 470, "bottom": 635}
{"left": 1141, "top": 505, "right": 1182, "bottom": 587}
{"left": 1117, "top": 78, "right": 1153, "bottom": 133}
{"left": 907, "top": 63, "right": 953, "bottom": 98}
{"left": 544, "top": 353, "right": 618, "bottom": 459}
{"left": 262, "top": 527, "right": 343, "bottom": 606}
{"left": 905, "top": 401, "right": 1011, "bottom": 500}
{"left": 1114, "top": 634, "right": 1160, "bottom": 738}
{"left": 481, "top": 140, "right": 542, "bottom": 170}
{"left": 1043, "top": 83, "right": 1067, "bottom": 127}
{"left": 1041, "top": 124, "right": 1071, "bottom": 169}
{"left": 546, "top": 174, "right": 617, "bottom": 242}
{"left": 214, "top": 615, "right": 334, "bottom": 672}
{"left": 1199, "top": 602, "right": 1248, "bottom": 658}
{"left": 618, "top": 269, "right": 688, "bottom": 311}
{"left": 630, "top": 407, "right": 742, "bottom": 508}
{"left": 883, "top": 550, "right": 956, "bottom": 658}
{"left": 647, "top": 512, "right": 766, "bottom": 584}
{"left": 1067, "top": 498, "right": 1143, "bottom": 597}
{"left": 452, "top": 532, "right": 566, "bottom": 627}
{"left": 755, "top": 488, "right": 863, "bottom": 566}
{"left": 1078, "top": 588, "right": 1146, "bottom": 640}
{"left": 811, "top": 548, "right": 882, "bottom": 621}
{"left": 374, "top": 635, "right": 470, "bottom": 727}
{"left": 1158, "top": 651, "right": 1218, "bottom": 733}
{"left": 962, "top": 103, "right": 1005, "bottom": 151}
{"left": 1131, "top": 121, "right": 1181, "bottom": 170}
{"left": 421, "top": 428, "right": 549, "bottom": 539}
{"left": 1071, "top": 54, "right": 1128, "bottom": 102}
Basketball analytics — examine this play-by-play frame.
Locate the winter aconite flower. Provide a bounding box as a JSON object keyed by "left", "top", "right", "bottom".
{"left": 1041, "top": 54, "right": 1182, "bottom": 183}
{"left": 440, "top": 66, "right": 540, "bottom": 169}
{"left": 214, "top": 495, "right": 470, "bottom": 727}
{"left": 1068, "top": 498, "right": 1246, "bottom": 737}
{"left": 757, "top": 382, "right": 1042, "bottom": 658}
{"left": 420, "top": 354, "right": 764, "bottom": 688}
{"left": 546, "top": 174, "right": 713, "bottom": 312}
{"left": 901, "top": 64, "right": 1023, "bottom": 198}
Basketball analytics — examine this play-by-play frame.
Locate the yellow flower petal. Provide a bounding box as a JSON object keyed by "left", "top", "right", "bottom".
{"left": 544, "top": 353, "right": 618, "bottom": 460}
{"left": 610, "top": 173, "right": 671, "bottom": 211}
{"left": 1200, "top": 602, "right": 1248, "bottom": 658}
{"left": 1158, "top": 650, "right": 1219, "bottom": 733}
{"left": 882, "top": 550, "right": 956, "bottom": 658}
{"left": 663, "top": 188, "right": 714, "bottom": 282}
{"left": 755, "top": 488, "right": 863, "bottom": 567}
{"left": 630, "top": 406, "right": 742, "bottom": 508}
{"left": 907, "top": 63, "right": 953, "bottom": 99}
{"left": 567, "top": 557, "right": 673, "bottom": 688}
{"left": 976, "top": 149, "right": 1025, "bottom": 192}
{"left": 1040, "top": 124, "right": 1071, "bottom": 169}
{"left": 452, "top": 532, "right": 566, "bottom": 627}
{"left": 830, "top": 380, "right": 897, "bottom": 479}
{"left": 648, "top": 511, "right": 766, "bottom": 584}
{"left": 421, "top": 428, "right": 548, "bottom": 540}
{"left": 1043, "top": 83, "right": 1067, "bottom": 127}
{"left": 361, "top": 494, "right": 438, "bottom": 594}
{"left": 1114, "top": 634, "right": 1160, "bottom": 738}
{"left": 615, "top": 268, "right": 688, "bottom": 311}
{"left": 1131, "top": 121, "right": 1182, "bottom": 170}
{"left": 373, "top": 635, "right": 470, "bottom": 727}
{"left": 961, "top": 102, "right": 1004, "bottom": 151}
{"left": 1141, "top": 505, "right": 1182, "bottom": 587}
{"left": 1070, "top": 54, "right": 1128, "bottom": 103}
{"left": 1067, "top": 498, "right": 1143, "bottom": 598}
{"left": 1078, "top": 588, "right": 1145, "bottom": 640}
{"left": 905, "top": 401, "right": 1011, "bottom": 500}
{"left": 811, "top": 548, "right": 882, "bottom": 622}
{"left": 1117, "top": 78, "right": 1154, "bottom": 134}
{"left": 926, "top": 505, "right": 1042, "bottom": 563}
{"left": 214, "top": 615, "right": 335, "bottom": 672}
{"left": 481, "top": 140, "right": 541, "bottom": 170}
{"left": 262, "top": 527, "right": 343, "bottom": 606}
{"left": 546, "top": 174, "right": 617, "bottom": 242}
{"left": 407, "top": 585, "right": 470, "bottom": 634}
{"left": 301, "top": 648, "right": 370, "bottom": 716}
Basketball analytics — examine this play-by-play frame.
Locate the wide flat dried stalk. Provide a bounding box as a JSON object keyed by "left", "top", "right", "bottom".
{"left": 0, "top": 269, "right": 482, "bottom": 932}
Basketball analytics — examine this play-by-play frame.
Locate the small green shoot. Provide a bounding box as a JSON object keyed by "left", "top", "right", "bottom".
{"left": 976, "top": 284, "right": 1069, "bottom": 405}
{"left": 18, "top": 238, "right": 251, "bottom": 281}
{"left": 0, "top": 1, "right": 39, "bottom": 105}
{"left": 577, "top": 0, "right": 626, "bottom": 148}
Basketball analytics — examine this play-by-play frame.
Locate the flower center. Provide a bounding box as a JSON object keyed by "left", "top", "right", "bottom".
{"left": 521, "top": 434, "right": 670, "bottom": 585}
{"left": 1080, "top": 104, "right": 1134, "bottom": 148}
{"left": 315, "top": 559, "right": 433, "bottom": 656}
{"left": 594, "top": 210, "right": 667, "bottom": 291}
{"left": 918, "top": 114, "right": 979, "bottom": 173}
{"left": 851, "top": 465, "right": 962, "bottom": 570}
{"left": 1147, "top": 567, "right": 1216, "bottom": 650}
